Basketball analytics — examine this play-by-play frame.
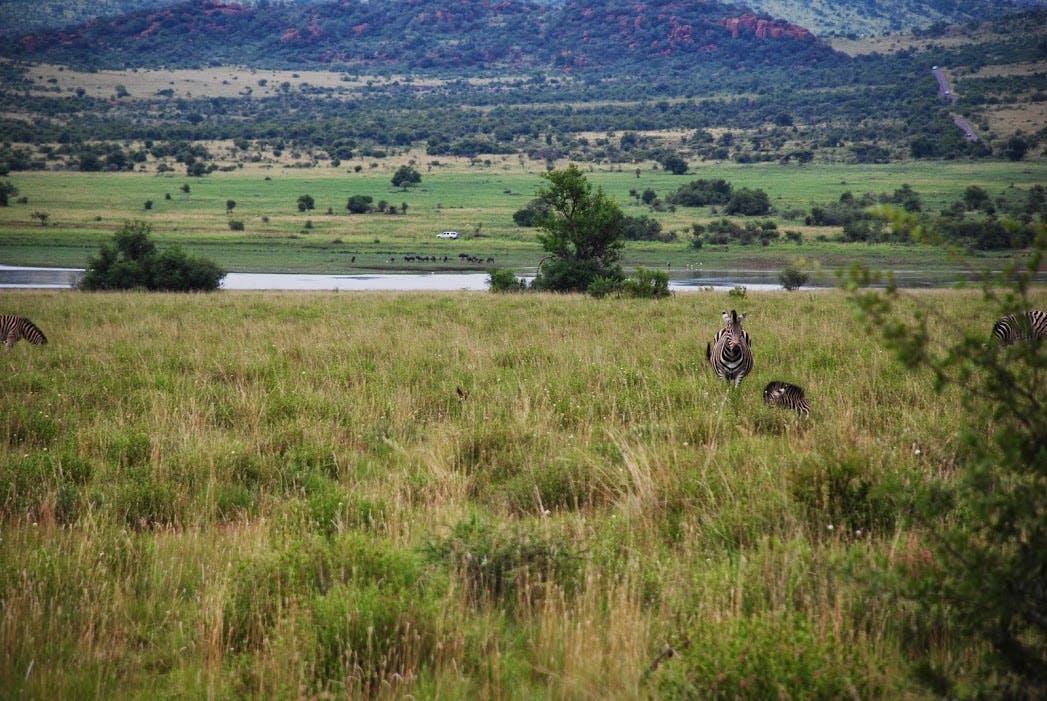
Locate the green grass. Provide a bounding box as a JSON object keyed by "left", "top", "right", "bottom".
{"left": 1, "top": 158, "right": 1044, "bottom": 274}
{"left": 2, "top": 286, "right": 1042, "bottom": 698}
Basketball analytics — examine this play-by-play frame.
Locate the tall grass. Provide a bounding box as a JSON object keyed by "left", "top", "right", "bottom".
{"left": 1, "top": 287, "right": 1039, "bottom": 698}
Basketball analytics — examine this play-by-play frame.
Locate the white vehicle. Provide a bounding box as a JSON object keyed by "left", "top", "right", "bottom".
{"left": 437, "top": 231, "right": 459, "bottom": 239}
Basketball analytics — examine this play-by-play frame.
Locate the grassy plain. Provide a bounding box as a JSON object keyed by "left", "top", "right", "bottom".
{"left": 1, "top": 158, "right": 1045, "bottom": 276}
{"left": 2, "top": 286, "right": 1043, "bottom": 698}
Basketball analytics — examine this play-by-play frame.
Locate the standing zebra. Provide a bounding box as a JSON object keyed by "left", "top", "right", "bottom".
{"left": 706, "top": 309, "right": 753, "bottom": 388}
{"left": 2, "top": 315, "right": 48, "bottom": 349}
{"left": 992, "top": 310, "right": 1047, "bottom": 346}
{"left": 763, "top": 381, "right": 810, "bottom": 416}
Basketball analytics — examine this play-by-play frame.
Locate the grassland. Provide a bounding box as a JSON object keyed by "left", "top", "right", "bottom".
{"left": 1, "top": 286, "right": 1043, "bottom": 699}
{"left": 1, "top": 157, "right": 1045, "bottom": 276}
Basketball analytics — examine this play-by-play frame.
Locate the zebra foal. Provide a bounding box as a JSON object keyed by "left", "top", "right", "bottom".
{"left": 1, "top": 315, "right": 48, "bottom": 350}
{"left": 763, "top": 381, "right": 810, "bottom": 416}
{"left": 706, "top": 309, "right": 753, "bottom": 388}
{"left": 992, "top": 310, "right": 1047, "bottom": 346}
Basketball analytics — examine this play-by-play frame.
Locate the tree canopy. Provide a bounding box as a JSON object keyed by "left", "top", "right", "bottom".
{"left": 391, "top": 165, "right": 422, "bottom": 190}
{"left": 531, "top": 164, "right": 625, "bottom": 293}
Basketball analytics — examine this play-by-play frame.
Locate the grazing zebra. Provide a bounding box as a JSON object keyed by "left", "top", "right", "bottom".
{"left": 2, "top": 315, "right": 48, "bottom": 350}
{"left": 706, "top": 309, "right": 753, "bottom": 388}
{"left": 992, "top": 310, "right": 1047, "bottom": 346}
{"left": 763, "top": 381, "right": 810, "bottom": 416}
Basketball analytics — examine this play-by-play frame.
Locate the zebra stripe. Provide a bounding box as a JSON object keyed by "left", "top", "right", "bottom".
{"left": 763, "top": 381, "right": 810, "bottom": 416}
{"left": 1, "top": 315, "right": 48, "bottom": 349}
{"left": 992, "top": 310, "right": 1047, "bottom": 346}
{"left": 706, "top": 309, "right": 753, "bottom": 388}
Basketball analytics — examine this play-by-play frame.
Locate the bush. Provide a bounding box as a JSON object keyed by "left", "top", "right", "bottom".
{"left": 586, "top": 275, "right": 621, "bottom": 298}
{"left": 655, "top": 613, "right": 874, "bottom": 699}
{"left": 79, "top": 221, "right": 224, "bottom": 291}
{"left": 622, "top": 267, "right": 670, "bottom": 298}
{"left": 228, "top": 219, "right": 244, "bottom": 231}
{"left": 724, "top": 187, "right": 771, "bottom": 216}
{"left": 425, "top": 514, "right": 583, "bottom": 611}
{"left": 847, "top": 237, "right": 1047, "bottom": 696}
{"left": 488, "top": 268, "right": 528, "bottom": 293}
{"left": 779, "top": 265, "right": 809, "bottom": 291}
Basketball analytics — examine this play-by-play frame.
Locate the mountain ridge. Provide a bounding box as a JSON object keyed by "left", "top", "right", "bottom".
{"left": 1, "top": 0, "right": 1041, "bottom": 40}
{"left": 4, "top": 0, "right": 838, "bottom": 73}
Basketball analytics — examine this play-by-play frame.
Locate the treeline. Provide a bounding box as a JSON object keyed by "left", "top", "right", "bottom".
{"left": 586, "top": 176, "right": 1047, "bottom": 250}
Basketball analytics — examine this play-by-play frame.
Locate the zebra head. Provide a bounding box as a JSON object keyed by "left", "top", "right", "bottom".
{"left": 721, "top": 309, "right": 746, "bottom": 327}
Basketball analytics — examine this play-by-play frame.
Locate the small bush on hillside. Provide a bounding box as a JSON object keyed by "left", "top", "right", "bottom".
{"left": 79, "top": 220, "right": 224, "bottom": 291}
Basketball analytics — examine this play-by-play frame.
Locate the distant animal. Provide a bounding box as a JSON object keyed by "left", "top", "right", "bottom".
{"left": 1, "top": 315, "right": 48, "bottom": 350}
{"left": 992, "top": 310, "right": 1047, "bottom": 346}
{"left": 456, "top": 386, "right": 470, "bottom": 401}
{"left": 706, "top": 309, "right": 753, "bottom": 388}
{"left": 763, "top": 381, "right": 810, "bottom": 416}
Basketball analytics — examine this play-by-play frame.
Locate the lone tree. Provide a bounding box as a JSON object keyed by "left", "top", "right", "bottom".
{"left": 530, "top": 164, "right": 625, "bottom": 293}
{"left": 391, "top": 165, "right": 422, "bottom": 190}
{"left": 0, "top": 179, "right": 17, "bottom": 206}
{"left": 80, "top": 220, "right": 224, "bottom": 292}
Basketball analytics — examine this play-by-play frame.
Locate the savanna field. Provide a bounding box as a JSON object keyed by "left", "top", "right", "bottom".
{"left": 3, "top": 286, "right": 1041, "bottom": 699}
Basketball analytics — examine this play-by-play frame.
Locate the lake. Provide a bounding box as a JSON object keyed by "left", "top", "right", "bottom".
{"left": 1, "top": 265, "right": 1039, "bottom": 292}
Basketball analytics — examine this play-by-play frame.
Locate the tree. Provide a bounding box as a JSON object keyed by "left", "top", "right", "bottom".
{"left": 30, "top": 211, "right": 49, "bottom": 226}
{"left": 80, "top": 220, "right": 223, "bottom": 292}
{"left": 530, "top": 164, "right": 625, "bottom": 293}
{"left": 226, "top": 199, "right": 236, "bottom": 214}
{"left": 847, "top": 232, "right": 1047, "bottom": 698}
{"left": 659, "top": 153, "right": 688, "bottom": 175}
{"left": 512, "top": 199, "right": 550, "bottom": 227}
{"left": 346, "top": 195, "right": 374, "bottom": 214}
{"left": 1004, "top": 134, "right": 1029, "bottom": 162}
{"left": 391, "top": 165, "right": 422, "bottom": 190}
{"left": 297, "top": 194, "right": 315, "bottom": 212}
{"left": 0, "top": 179, "right": 18, "bottom": 207}
{"left": 778, "top": 265, "right": 808, "bottom": 290}
{"left": 724, "top": 187, "right": 771, "bottom": 216}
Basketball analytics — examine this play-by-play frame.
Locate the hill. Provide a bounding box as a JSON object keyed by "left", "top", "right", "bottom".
{"left": 0, "top": 1, "right": 1043, "bottom": 172}
{"left": 744, "top": 0, "right": 1046, "bottom": 37}
{"left": 5, "top": 0, "right": 834, "bottom": 73}
{"left": 1, "top": 0, "right": 1042, "bottom": 38}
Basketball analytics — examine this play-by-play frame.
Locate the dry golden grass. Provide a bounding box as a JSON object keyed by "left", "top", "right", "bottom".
{"left": 3, "top": 286, "right": 1041, "bottom": 698}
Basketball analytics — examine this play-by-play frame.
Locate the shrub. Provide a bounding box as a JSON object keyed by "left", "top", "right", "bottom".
{"left": 779, "top": 265, "right": 809, "bottom": 291}
{"left": 587, "top": 275, "right": 621, "bottom": 298}
{"left": 228, "top": 219, "right": 244, "bottom": 231}
{"left": 79, "top": 221, "right": 224, "bottom": 291}
{"left": 488, "top": 268, "right": 528, "bottom": 292}
{"left": 425, "top": 514, "right": 583, "bottom": 611}
{"left": 622, "top": 267, "right": 671, "bottom": 298}
{"left": 655, "top": 613, "right": 875, "bottom": 699}
{"left": 848, "top": 239, "right": 1047, "bottom": 696}
{"left": 789, "top": 451, "right": 900, "bottom": 539}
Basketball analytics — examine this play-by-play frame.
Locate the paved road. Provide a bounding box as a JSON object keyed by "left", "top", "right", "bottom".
{"left": 933, "top": 66, "right": 978, "bottom": 141}
{"left": 932, "top": 66, "right": 956, "bottom": 101}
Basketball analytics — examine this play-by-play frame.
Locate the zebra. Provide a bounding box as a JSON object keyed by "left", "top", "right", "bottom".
{"left": 706, "top": 309, "right": 753, "bottom": 388}
{"left": 992, "top": 310, "right": 1047, "bottom": 346}
{"left": 763, "top": 381, "right": 810, "bottom": 416}
{"left": 2, "top": 315, "right": 48, "bottom": 350}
